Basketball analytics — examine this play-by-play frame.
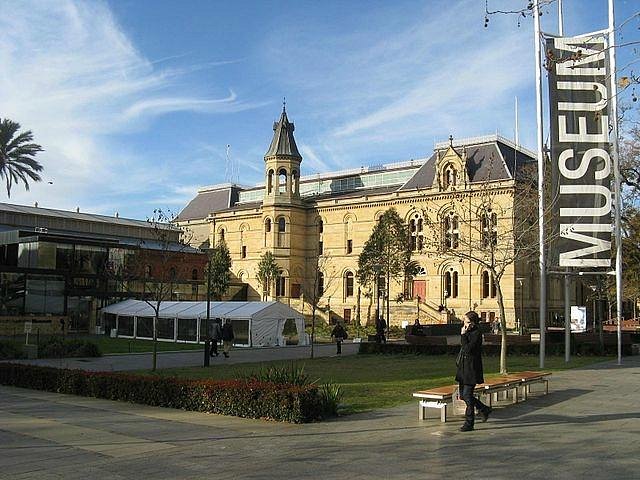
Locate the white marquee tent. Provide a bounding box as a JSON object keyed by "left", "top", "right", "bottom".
{"left": 100, "top": 299, "right": 308, "bottom": 347}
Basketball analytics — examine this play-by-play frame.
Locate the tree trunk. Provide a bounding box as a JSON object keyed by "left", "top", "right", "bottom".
{"left": 366, "top": 291, "right": 373, "bottom": 326}
{"left": 152, "top": 312, "right": 158, "bottom": 372}
{"left": 495, "top": 275, "right": 508, "bottom": 375}
{"left": 311, "top": 303, "right": 316, "bottom": 359}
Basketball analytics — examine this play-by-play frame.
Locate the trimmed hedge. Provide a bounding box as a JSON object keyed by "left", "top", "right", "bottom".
{"left": 0, "top": 363, "right": 325, "bottom": 423}
{"left": 359, "top": 341, "right": 633, "bottom": 356}
{"left": 38, "top": 338, "right": 102, "bottom": 358}
{"left": 0, "top": 340, "right": 26, "bottom": 360}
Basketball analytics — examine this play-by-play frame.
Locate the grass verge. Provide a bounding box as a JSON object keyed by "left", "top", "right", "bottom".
{"left": 138, "top": 354, "right": 612, "bottom": 414}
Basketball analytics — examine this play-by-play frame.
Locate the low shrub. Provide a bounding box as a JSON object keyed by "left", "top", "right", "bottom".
{"left": 0, "top": 340, "right": 26, "bottom": 360}
{"left": 359, "top": 341, "right": 632, "bottom": 356}
{"left": 38, "top": 338, "right": 101, "bottom": 358}
{"left": 0, "top": 363, "right": 327, "bottom": 423}
{"left": 244, "top": 363, "right": 311, "bottom": 386}
{"left": 243, "top": 363, "right": 341, "bottom": 417}
{"left": 318, "top": 382, "right": 344, "bottom": 416}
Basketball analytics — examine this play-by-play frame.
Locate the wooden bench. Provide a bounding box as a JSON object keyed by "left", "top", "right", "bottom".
{"left": 413, "top": 371, "right": 552, "bottom": 422}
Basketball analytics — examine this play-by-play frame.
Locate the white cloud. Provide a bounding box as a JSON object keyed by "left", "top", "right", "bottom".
{"left": 261, "top": 0, "right": 536, "bottom": 169}
{"left": 0, "top": 0, "right": 258, "bottom": 215}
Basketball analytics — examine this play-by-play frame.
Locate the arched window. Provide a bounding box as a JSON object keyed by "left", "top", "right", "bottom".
{"left": 144, "top": 265, "right": 152, "bottom": 278}
{"left": 345, "top": 216, "right": 354, "bottom": 254}
{"left": 218, "top": 228, "right": 225, "bottom": 244}
{"left": 318, "top": 272, "right": 324, "bottom": 296}
{"left": 444, "top": 272, "right": 451, "bottom": 298}
{"left": 482, "top": 271, "right": 490, "bottom": 299}
{"left": 276, "top": 274, "right": 286, "bottom": 297}
{"left": 264, "top": 218, "right": 271, "bottom": 247}
{"left": 318, "top": 219, "right": 324, "bottom": 254}
{"left": 169, "top": 267, "right": 176, "bottom": 280}
{"left": 344, "top": 271, "right": 354, "bottom": 297}
{"left": 240, "top": 227, "right": 247, "bottom": 259}
{"left": 277, "top": 217, "right": 286, "bottom": 247}
{"left": 267, "top": 169, "right": 274, "bottom": 194}
{"left": 481, "top": 211, "right": 498, "bottom": 248}
{"left": 444, "top": 269, "right": 459, "bottom": 298}
{"left": 409, "top": 212, "right": 424, "bottom": 251}
{"left": 443, "top": 212, "right": 459, "bottom": 249}
{"left": 278, "top": 168, "right": 287, "bottom": 194}
{"left": 191, "top": 268, "right": 198, "bottom": 281}
{"left": 291, "top": 169, "right": 299, "bottom": 195}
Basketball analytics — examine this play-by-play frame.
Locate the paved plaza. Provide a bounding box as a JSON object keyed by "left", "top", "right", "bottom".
{"left": 1, "top": 356, "right": 639, "bottom": 480}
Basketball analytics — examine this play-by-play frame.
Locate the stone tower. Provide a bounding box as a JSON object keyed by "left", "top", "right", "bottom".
{"left": 261, "top": 105, "right": 306, "bottom": 300}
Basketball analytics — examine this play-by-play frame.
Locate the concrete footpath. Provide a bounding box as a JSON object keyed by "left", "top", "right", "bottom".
{"left": 11, "top": 342, "right": 360, "bottom": 371}
{"left": 1, "top": 356, "right": 639, "bottom": 479}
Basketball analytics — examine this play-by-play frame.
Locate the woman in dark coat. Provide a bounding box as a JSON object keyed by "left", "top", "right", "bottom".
{"left": 455, "top": 311, "right": 492, "bottom": 431}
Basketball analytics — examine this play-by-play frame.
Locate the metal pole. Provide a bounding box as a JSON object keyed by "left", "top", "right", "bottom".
{"left": 564, "top": 272, "right": 571, "bottom": 362}
{"left": 608, "top": 0, "right": 623, "bottom": 365}
{"left": 558, "top": 0, "right": 564, "bottom": 36}
{"left": 534, "top": 0, "right": 547, "bottom": 368}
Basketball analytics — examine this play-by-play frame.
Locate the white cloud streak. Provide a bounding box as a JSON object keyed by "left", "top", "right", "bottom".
{"left": 0, "top": 0, "right": 259, "bottom": 215}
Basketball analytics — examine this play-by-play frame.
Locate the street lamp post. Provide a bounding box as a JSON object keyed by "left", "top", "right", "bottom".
{"left": 516, "top": 277, "right": 525, "bottom": 336}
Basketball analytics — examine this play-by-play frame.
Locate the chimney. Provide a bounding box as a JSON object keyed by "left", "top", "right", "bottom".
{"left": 115, "top": 212, "right": 119, "bottom": 218}
{"left": 76, "top": 207, "right": 80, "bottom": 213}
{"left": 34, "top": 202, "right": 38, "bottom": 208}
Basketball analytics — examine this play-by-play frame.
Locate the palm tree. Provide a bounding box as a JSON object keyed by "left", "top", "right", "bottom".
{"left": 0, "top": 118, "right": 44, "bottom": 196}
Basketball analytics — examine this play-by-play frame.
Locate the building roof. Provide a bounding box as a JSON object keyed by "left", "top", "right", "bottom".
{"left": 176, "top": 185, "right": 239, "bottom": 221}
{"left": 101, "top": 299, "right": 304, "bottom": 320}
{"left": 264, "top": 106, "right": 301, "bottom": 160}
{"left": 180, "top": 134, "right": 536, "bottom": 218}
{"left": 398, "top": 135, "right": 536, "bottom": 191}
{"left": 0, "top": 202, "right": 171, "bottom": 230}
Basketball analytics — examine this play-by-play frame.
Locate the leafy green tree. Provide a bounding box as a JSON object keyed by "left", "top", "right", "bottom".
{"left": 205, "top": 240, "right": 232, "bottom": 301}
{"left": 0, "top": 118, "right": 44, "bottom": 196}
{"left": 256, "top": 251, "right": 280, "bottom": 301}
{"left": 357, "top": 208, "right": 411, "bottom": 328}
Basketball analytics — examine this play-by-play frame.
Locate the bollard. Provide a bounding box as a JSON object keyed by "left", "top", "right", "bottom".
{"left": 204, "top": 340, "right": 210, "bottom": 367}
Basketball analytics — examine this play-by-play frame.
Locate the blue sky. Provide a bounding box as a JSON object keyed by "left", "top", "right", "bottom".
{"left": 1, "top": 0, "right": 638, "bottom": 219}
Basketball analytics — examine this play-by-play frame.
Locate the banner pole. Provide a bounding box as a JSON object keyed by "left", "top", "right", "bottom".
{"left": 534, "top": 0, "right": 547, "bottom": 368}
{"left": 608, "top": 0, "right": 623, "bottom": 365}
{"left": 558, "top": 0, "right": 564, "bottom": 36}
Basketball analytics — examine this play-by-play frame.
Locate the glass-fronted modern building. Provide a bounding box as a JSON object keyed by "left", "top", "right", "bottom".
{"left": 0, "top": 203, "right": 210, "bottom": 334}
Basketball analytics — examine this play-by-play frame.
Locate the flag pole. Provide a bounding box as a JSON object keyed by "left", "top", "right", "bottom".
{"left": 534, "top": 0, "right": 547, "bottom": 368}
{"left": 608, "top": 0, "right": 623, "bottom": 365}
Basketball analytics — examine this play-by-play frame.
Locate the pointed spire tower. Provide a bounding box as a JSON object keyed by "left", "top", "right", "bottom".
{"left": 263, "top": 101, "right": 302, "bottom": 206}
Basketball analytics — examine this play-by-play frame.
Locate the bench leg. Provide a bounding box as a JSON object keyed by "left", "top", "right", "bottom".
{"left": 512, "top": 387, "right": 518, "bottom": 403}
{"left": 418, "top": 402, "right": 424, "bottom": 420}
{"left": 441, "top": 404, "right": 447, "bottom": 423}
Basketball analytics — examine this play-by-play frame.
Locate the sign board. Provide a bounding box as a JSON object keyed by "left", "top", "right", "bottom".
{"left": 570, "top": 305, "right": 587, "bottom": 333}
{"left": 546, "top": 34, "right": 612, "bottom": 268}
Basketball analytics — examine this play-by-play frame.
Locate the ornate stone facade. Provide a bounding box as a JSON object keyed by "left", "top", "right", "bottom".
{"left": 178, "top": 108, "right": 586, "bottom": 328}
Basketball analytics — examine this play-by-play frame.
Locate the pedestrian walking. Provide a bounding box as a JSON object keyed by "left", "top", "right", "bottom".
{"left": 331, "top": 322, "right": 348, "bottom": 355}
{"left": 209, "top": 320, "right": 222, "bottom": 357}
{"left": 455, "top": 310, "right": 492, "bottom": 432}
{"left": 221, "top": 319, "right": 234, "bottom": 358}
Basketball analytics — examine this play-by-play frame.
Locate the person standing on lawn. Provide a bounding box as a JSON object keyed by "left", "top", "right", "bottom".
{"left": 221, "top": 319, "right": 234, "bottom": 358}
{"left": 331, "top": 322, "right": 348, "bottom": 355}
{"left": 455, "top": 310, "right": 492, "bottom": 432}
{"left": 209, "top": 320, "right": 222, "bottom": 357}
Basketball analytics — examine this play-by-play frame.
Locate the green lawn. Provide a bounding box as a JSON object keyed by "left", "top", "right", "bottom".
{"left": 6, "top": 334, "right": 204, "bottom": 355}
{"left": 142, "top": 354, "right": 613, "bottom": 414}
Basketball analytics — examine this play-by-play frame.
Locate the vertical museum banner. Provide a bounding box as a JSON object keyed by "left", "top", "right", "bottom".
{"left": 547, "top": 34, "right": 612, "bottom": 268}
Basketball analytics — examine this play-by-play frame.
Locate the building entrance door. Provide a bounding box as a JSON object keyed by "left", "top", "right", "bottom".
{"left": 413, "top": 280, "right": 426, "bottom": 301}
{"left": 68, "top": 296, "right": 91, "bottom": 332}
